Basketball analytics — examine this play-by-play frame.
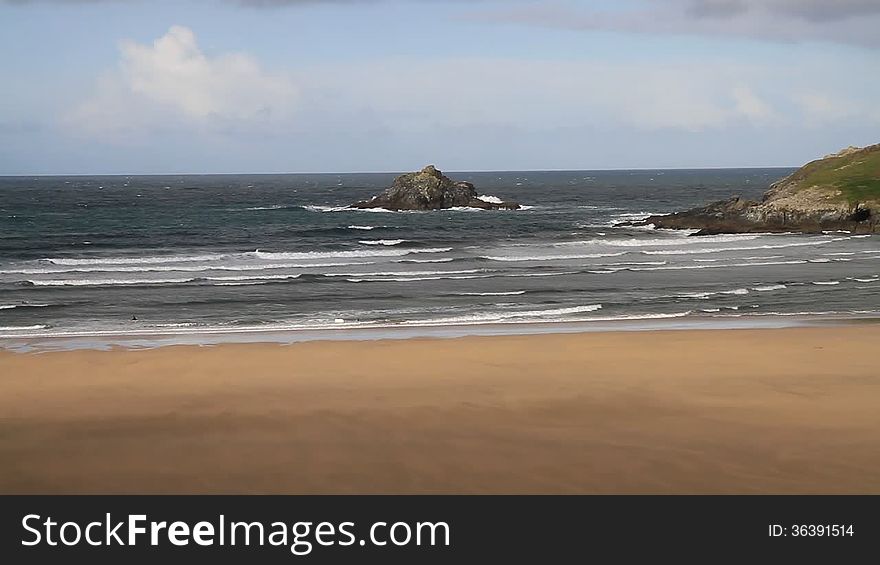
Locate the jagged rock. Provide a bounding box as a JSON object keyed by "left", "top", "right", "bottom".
{"left": 351, "top": 165, "right": 521, "bottom": 211}
{"left": 634, "top": 144, "right": 880, "bottom": 235}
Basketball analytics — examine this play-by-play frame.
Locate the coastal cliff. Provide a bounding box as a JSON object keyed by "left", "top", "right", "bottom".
{"left": 639, "top": 144, "right": 880, "bottom": 235}
{"left": 352, "top": 165, "right": 521, "bottom": 211}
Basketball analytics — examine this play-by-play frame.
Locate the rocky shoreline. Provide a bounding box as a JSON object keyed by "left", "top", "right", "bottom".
{"left": 633, "top": 144, "right": 880, "bottom": 235}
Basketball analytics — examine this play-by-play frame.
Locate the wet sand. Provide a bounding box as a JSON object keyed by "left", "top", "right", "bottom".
{"left": 1, "top": 326, "right": 879, "bottom": 493}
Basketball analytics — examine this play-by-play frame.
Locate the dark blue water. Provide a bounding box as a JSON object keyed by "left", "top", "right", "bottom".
{"left": 1, "top": 169, "right": 878, "bottom": 342}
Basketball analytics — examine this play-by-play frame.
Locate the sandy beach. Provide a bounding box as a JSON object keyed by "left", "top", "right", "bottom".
{"left": 1, "top": 326, "right": 879, "bottom": 494}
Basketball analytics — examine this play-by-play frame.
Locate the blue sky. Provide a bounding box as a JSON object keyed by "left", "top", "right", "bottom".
{"left": 1, "top": 0, "right": 879, "bottom": 174}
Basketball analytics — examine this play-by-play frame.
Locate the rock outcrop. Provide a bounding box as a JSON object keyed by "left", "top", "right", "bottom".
{"left": 635, "top": 144, "right": 880, "bottom": 235}
{"left": 351, "top": 165, "right": 521, "bottom": 211}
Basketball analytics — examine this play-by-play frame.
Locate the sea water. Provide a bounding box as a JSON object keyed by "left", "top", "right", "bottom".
{"left": 1, "top": 169, "right": 877, "bottom": 347}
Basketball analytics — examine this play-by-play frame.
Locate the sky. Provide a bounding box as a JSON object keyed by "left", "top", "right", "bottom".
{"left": 1, "top": 0, "right": 879, "bottom": 174}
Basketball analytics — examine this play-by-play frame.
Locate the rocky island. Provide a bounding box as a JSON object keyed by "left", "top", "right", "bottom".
{"left": 351, "top": 165, "right": 521, "bottom": 211}
{"left": 636, "top": 144, "right": 880, "bottom": 235}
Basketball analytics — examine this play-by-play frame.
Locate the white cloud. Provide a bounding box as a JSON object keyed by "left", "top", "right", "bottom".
{"left": 68, "top": 25, "right": 297, "bottom": 135}
{"left": 65, "top": 25, "right": 879, "bottom": 145}
{"left": 303, "top": 58, "right": 777, "bottom": 133}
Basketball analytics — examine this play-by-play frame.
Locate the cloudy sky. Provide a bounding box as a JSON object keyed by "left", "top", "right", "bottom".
{"left": 1, "top": 0, "right": 879, "bottom": 174}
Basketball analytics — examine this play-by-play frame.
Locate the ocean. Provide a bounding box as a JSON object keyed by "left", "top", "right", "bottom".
{"left": 1, "top": 169, "right": 878, "bottom": 347}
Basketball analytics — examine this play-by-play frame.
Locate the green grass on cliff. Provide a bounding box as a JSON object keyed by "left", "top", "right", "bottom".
{"left": 795, "top": 146, "right": 880, "bottom": 203}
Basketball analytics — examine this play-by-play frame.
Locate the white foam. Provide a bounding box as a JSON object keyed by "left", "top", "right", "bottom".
{"left": 610, "top": 211, "right": 666, "bottom": 222}
{"left": 206, "top": 274, "right": 302, "bottom": 282}
{"left": 577, "top": 311, "right": 694, "bottom": 322}
{"left": 309, "top": 205, "right": 428, "bottom": 214}
{"left": 301, "top": 205, "right": 349, "bottom": 213}
{"left": 29, "top": 277, "right": 196, "bottom": 287}
{"left": 503, "top": 271, "right": 579, "bottom": 278}
{"left": 410, "top": 247, "right": 453, "bottom": 254}
{"left": 557, "top": 234, "right": 760, "bottom": 248}
{"left": 401, "top": 304, "right": 604, "bottom": 326}
{"left": 643, "top": 239, "right": 839, "bottom": 255}
{"left": 396, "top": 258, "right": 455, "bottom": 264}
{"left": 348, "top": 225, "right": 376, "bottom": 230}
{"left": 45, "top": 253, "right": 228, "bottom": 266}
{"left": 476, "top": 195, "right": 504, "bottom": 204}
{"left": 28, "top": 273, "right": 307, "bottom": 288}
{"left": 253, "top": 249, "right": 406, "bottom": 260}
{"left": 678, "top": 292, "right": 714, "bottom": 299}
{"left": 347, "top": 274, "right": 493, "bottom": 283}
{"left": 752, "top": 284, "right": 787, "bottom": 292}
{"left": 723, "top": 288, "right": 750, "bottom": 295}
{"left": 247, "top": 205, "right": 291, "bottom": 211}
{"left": 358, "top": 239, "right": 406, "bottom": 246}
{"left": 0, "top": 325, "right": 49, "bottom": 331}
{"left": 2, "top": 261, "right": 374, "bottom": 275}
{"left": 7, "top": 308, "right": 877, "bottom": 341}
{"left": 626, "top": 223, "right": 657, "bottom": 231}
{"left": 358, "top": 207, "right": 419, "bottom": 213}
{"left": 852, "top": 278, "right": 878, "bottom": 283}
{"left": 253, "top": 247, "right": 450, "bottom": 261}
{"left": 725, "top": 310, "right": 869, "bottom": 318}
{"left": 0, "top": 303, "right": 49, "bottom": 310}
{"left": 812, "top": 281, "right": 841, "bottom": 286}
{"left": 605, "top": 261, "right": 667, "bottom": 266}
{"left": 456, "top": 291, "right": 526, "bottom": 296}
{"left": 483, "top": 252, "right": 626, "bottom": 262}
{"left": 628, "top": 259, "right": 808, "bottom": 272}
{"left": 325, "top": 269, "right": 481, "bottom": 278}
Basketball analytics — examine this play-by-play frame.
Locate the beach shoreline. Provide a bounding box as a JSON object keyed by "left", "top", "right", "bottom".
{"left": 2, "top": 311, "right": 878, "bottom": 353}
{"left": 2, "top": 325, "right": 879, "bottom": 494}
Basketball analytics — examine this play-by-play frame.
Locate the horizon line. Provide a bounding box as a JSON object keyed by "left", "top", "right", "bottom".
{"left": 0, "top": 164, "right": 798, "bottom": 177}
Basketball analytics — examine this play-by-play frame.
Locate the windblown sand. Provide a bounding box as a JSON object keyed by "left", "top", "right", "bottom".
{"left": 1, "top": 326, "right": 879, "bottom": 494}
